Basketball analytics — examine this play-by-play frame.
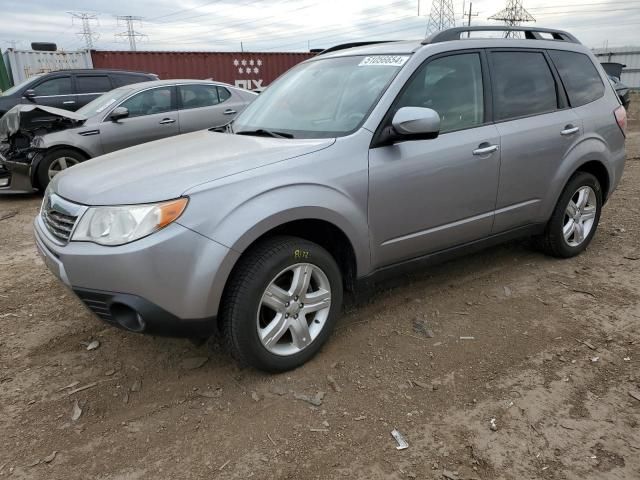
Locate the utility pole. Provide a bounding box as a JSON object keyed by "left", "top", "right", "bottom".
{"left": 116, "top": 16, "right": 146, "bottom": 51}
{"left": 489, "top": 0, "right": 535, "bottom": 37}
{"left": 69, "top": 12, "right": 99, "bottom": 49}
{"left": 425, "top": 0, "right": 456, "bottom": 36}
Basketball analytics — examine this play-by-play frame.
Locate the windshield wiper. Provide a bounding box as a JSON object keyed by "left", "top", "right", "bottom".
{"left": 235, "top": 129, "right": 294, "bottom": 139}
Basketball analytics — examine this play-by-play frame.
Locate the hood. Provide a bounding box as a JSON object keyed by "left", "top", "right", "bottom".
{"left": 0, "top": 104, "right": 86, "bottom": 142}
{"left": 52, "top": 130, "right": 335, "bottom": 205}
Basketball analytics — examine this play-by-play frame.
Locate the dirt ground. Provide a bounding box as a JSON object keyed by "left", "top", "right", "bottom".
{"left": 1, "top": 98, "right": 640, "bottom": 480}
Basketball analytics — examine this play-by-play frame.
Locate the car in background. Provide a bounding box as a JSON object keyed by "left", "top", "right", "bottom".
{"left": 0, "top": 69, "right": 158, "bottom": 117}
{"left": 0, "top": 79, "right": 257, "bottom": 192}
{"left": 608, "top": 75, "right": 631, "bottom": 110}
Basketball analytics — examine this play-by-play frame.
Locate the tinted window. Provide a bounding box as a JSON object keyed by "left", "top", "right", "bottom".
{"left": 179, "top": 84, "right": 220, "bottom": 109}
{"left": 33, "top": 76, "right": 73, "bottom": 96}
{"left": 112, "top": 73, "right": 148, "bottom": 88}
{"left": 120, "top": 87, "right": 173, "bottom": 117}
{"left": 218, "top": 87, "right": 231, "bottom": 102}
{"left": 490, "top": 52, "right": 558, "bottom": 121}
{"left": 395, "top": 53, "right": 484, "bottom": 133}
{"left": 549, "top": 50, "right": 605, "bottom": 107}
{"left": 76, "top": 75, "right": 112, "bottom": 94}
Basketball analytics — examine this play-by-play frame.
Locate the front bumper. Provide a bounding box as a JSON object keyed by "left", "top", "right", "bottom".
{"left": 34, "top": 213, "right": 240, "bottom": 337}
{"left": 0, "top": 148, "right": 37, "bottom": 193}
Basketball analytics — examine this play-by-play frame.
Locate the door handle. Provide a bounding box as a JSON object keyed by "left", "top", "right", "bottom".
{"left": 561, "top": 126, "right": 580, "bottom": 136}
{"left": 63, "top": 101, "right": 76, "bottom": 105}
{"left": 473, "top": 144, "right": 499, "bottom": 156}
{"left": 159, "top": 118, "right": 176, "bottom": 124}
{"left": 223, "top": 109, "right": 237, "bottom": 115}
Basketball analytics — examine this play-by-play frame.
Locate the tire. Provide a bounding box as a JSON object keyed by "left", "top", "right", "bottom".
{"left": 37, "top": 148, "right": 85, "bottom": 190}
{"left": 539, "top": 171, "right": 602, "bottom": 258}
{"left": 220, "top": 236, "right": 343, "bottom": 372}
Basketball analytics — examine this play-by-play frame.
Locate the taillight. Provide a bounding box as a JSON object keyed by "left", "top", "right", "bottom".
{"left": 615, "top": 105, "right": 627, "bottom": 136}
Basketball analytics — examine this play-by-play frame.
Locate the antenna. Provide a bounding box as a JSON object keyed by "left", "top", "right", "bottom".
{"left": 69, "top": 12, "right": 99, "bottom": 49}
{"left": 425, "top": 0, "right": 456, "bottom": 36}
{"left": 489, "top": 0, "right": 535, "bottom": 38}
{"left": 116, "top": 16, "right": 146, "bottom": 51}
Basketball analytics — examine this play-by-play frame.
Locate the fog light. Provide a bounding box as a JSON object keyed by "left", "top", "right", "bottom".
{"left": 0, "top": 177, "right": 9, "bottom": 187}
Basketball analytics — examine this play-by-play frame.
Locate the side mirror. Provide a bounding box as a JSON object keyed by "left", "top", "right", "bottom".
{"left": 109, "top": 107, "right": 129, "bottom": 122}
{"left": 391, "top": 107, "right": 440, "bottom": 141}
{"left": 23, "top": 89, "right": 36, "bottom": 101}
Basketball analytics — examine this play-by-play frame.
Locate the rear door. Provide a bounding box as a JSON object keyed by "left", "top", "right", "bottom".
{"left": 30, "top": 75, "right": 76, "bottom": 110}
{"left": 177, "top": 83, "right": 225, "bottom": 133}
{"left": 99, "top": 85, "right": 179, "bottom": 153}
{"left": 488, "top": 49, "right": 581, "bottom": 233}
{"left": 75, "top": 74, "right": 114, "bottom": 108}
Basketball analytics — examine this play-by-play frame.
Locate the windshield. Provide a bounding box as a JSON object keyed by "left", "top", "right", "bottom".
{"left": 233, "top": 54, "right": 409, "bottom": 138}
{"left": 1, "top": 74, "right": 44, "bottom": 97}
{"left": 76, "top": 87, "right": 136, "bottom": 117}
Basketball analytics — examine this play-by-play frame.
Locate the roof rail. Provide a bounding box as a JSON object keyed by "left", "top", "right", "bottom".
{"left": 423, "top": 26, "right": 581, "bottom": 45}
{"left": 319, "top": 41, "right": 397, "bottom": 55}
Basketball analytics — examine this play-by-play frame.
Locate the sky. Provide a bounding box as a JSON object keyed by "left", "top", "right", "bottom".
{"left": 0, "top": 0, "right": 638, "bottom": 53}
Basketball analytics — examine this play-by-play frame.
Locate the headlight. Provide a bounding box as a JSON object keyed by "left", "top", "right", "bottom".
{"left": 71, "top": 198, "right": 188, "bottom": 246}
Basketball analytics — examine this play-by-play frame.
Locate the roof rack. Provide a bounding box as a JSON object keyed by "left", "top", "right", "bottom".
{"left": 423, "top": 26, "right": 581, "bottom": 45}
{"left": 320, "top": 41, "right": 397, "bottom": 55}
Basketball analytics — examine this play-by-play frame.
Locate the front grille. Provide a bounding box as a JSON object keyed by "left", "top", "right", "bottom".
{"left": 42, "top": 208, "right": 77, "bottom": 242}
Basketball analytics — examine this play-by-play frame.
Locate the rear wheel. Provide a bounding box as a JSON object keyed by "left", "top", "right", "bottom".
{"left": 539, "top": 171, "right": 602, "bottom": 258}
{"left": 220, "top": 236, "right": 343, "bottom": 372}
{"left": 37, "top": 149, "right": 85, "bottom": 190}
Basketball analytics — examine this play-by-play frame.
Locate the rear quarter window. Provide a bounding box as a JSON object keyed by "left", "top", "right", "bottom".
{"left": 548, "top": 50, "right": 605, "bottom": 107}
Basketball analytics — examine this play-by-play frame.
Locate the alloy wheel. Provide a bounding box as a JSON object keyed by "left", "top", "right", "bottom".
{"left": 563, "top": 185, "right": 597, "bottom": 247}
{"left": 48, "top": 157, "right": 80, "bottom": 180}
{"left": 257, "top": 263, "right": 332, "bottom": 356}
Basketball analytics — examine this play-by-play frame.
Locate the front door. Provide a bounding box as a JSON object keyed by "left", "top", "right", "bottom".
{"left": 100, "top": 86, "right": 179, "bottom": 153}
{"left": 30, "top": 75, "right": 77, "bottom": 110}
{"left": 487, "top": 49, "right": 582, "bottom": 232}
{"left": 369, "top": 51, "right": 501, "bottom": 268}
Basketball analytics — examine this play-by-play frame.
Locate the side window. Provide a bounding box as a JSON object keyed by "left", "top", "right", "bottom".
{"left": 490, "top": 51, "right": 558, "bottom": 121}
{"left": 395, "top": 53, "right": 484, "bottom": 133}
{"left": 32, "top": 76, "right": 73, "bottom": 96}
{"left": 112, "top": 74, "right": 147, "bottom": 88}
{"left": 76, "top": 75, "right": 112, "bottom": 94}
{"left": 179, "top": 84, "right": 220, "bottom": 109}
{"left": 119, "top": 87, "right": 173, "bottom": 118}
{"left": 548, "top": 50, "right": 605, "bottom": 107}
{"left": 218, "top": 87, "right": 231, "bottom": 103}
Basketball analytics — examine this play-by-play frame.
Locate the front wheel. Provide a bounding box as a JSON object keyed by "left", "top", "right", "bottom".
{"left": 37, "top": 149, "right": 85, "bottom": 190}
{"left": 220, "top": 236, "right": 343, "bottom": 372}
{"left": 539, "top": 171, "right": 602, "bottom": 258}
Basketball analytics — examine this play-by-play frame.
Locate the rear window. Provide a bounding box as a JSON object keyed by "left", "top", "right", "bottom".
{"left": 490, "top": 51, "right": 558, "bottom": 121}
{"left": 111, "top": 73, "right": 149, "bottom": 88}
{"left": 76, "top": 75, "right": 112, "bottom": 94}
{"left": 548, "top": 51, "right": 605, "bottom": 107}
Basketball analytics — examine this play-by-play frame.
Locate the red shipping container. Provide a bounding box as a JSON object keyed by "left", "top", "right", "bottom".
{"left": 90, "top": 50, "right": 315, "bottom": 90}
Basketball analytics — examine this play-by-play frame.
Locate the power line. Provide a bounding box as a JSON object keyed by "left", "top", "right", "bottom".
{"left": 425, "top": 0, "right": 456, "bottom": 35}
{"left": 116, "top": 15, "right": 146, "bottom": 51}
{"left": 489, "top": 0, "right": 535, "bottom": 37}
{"left": 69, "top": 12, "right": 100, "bottom": 49}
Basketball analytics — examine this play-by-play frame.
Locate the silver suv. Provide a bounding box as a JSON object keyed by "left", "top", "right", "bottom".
{"left": 35, "top": 27, "right": 627, "bottom": 372}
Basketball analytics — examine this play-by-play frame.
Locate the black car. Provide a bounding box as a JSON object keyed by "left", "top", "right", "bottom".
{"left": 608, "top": 75, "right": 631, "bottom": 110}
{"left": 0, "top": 69, "right": 158, "bottom": 117}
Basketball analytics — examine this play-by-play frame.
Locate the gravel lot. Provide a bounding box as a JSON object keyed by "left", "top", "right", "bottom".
{"left": 1, "top": 98, "right": 639, "bottom": 479}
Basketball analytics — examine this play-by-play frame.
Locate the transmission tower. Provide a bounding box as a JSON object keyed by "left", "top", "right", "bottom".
{"left": 489, "top": 0, "right": 535, "bottom": 37}
{"left": 69, "top": 12, "right": 99, "bottom": 49}
{"left": 116, "top": 16, "right": 146, "bottom": 51}
{"left": 425, "top": 0, "right": 456, "bottom": 36}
